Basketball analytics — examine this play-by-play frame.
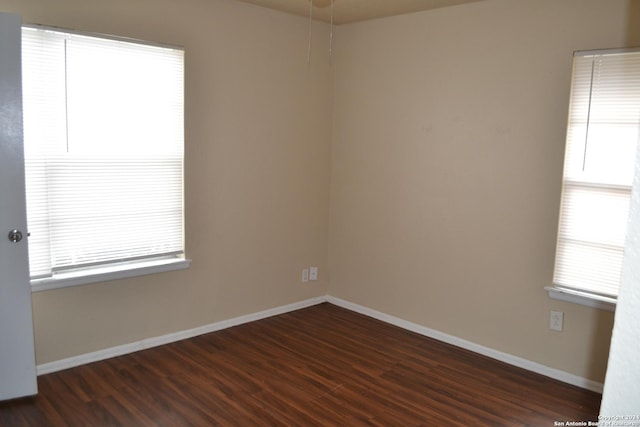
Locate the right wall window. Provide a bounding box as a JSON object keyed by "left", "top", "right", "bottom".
{"left": 552, "top": 48, "right": 640, "bottom": 305}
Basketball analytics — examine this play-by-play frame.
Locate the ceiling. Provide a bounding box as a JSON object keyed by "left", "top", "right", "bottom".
{"left": 233, "top": 0, "right": 486, "bottom": 25}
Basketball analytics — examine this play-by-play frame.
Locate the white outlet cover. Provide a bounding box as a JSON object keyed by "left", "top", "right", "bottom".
{"left": 309, "top": 266, "right": 318, "bottom": 281}
{"left": 550, "top": 310, "right": 564, "bottom": 332}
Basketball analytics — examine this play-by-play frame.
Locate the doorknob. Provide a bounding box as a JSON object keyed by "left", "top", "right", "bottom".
{"left": 7, "top": 229, "right": 23, "bottom": 243}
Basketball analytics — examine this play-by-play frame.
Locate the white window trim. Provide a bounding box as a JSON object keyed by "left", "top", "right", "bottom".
{"left": 548, "top": 47, "right": 640, "bottom": 310}
{"left": 22, "top": 24, "right": 186, "bottom": 289}
{"left": 31, "top": 258, "right": 191, "bottom": 292}
{"left": 545, "top": 286, "right": 616, "bottom": 312}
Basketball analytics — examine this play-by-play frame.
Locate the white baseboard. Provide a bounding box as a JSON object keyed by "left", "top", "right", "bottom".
{"left": 36, "top": 296, "right": 326, "bottom": 376}
{"left": 325, "top": 296, "right": 604, "bottom": 394}
{"left": 37, "top": 294, "right": 604, "bottom": 394}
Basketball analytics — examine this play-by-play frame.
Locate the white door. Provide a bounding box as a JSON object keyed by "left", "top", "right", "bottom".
{"left": 0, "top": 12, "right": 38, "bottom": 401}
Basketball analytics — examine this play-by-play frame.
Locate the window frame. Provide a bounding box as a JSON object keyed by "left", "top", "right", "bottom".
{"left": 547, "top": 47, "right": 640, "bottom": 311}
{"left": 21, "top": 24, "right": 190, "bottom": 292}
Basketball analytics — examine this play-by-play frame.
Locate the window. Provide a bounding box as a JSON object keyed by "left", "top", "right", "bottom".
{"left": 22, "top": 26, "right": 188, "bottom": 290}
{"left": 549, "top": 48, "right": 640, "bottom": 309}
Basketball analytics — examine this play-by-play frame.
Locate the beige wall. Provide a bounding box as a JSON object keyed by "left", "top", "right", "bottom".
{"left": 329, "top": 0, "right": 638, "bottom": 383}
{"left": 0, "top": 0, "right": 332, "bottom": 364}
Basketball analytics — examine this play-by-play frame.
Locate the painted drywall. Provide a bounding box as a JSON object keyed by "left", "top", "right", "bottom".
{"left": 600, "top": 123, "right": 640, "bottom": 414}
{"left": 0, "top": 0, "right": 332, "bottom": 364}
{"left": 329, "top": 0, "right": 638, "bottom": 383}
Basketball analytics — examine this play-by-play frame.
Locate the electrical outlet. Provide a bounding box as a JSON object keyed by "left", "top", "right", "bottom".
{"left": 309, "top": 266, "right": 318, "bottom": 281}
{"left": 550, "top": 310, "right": 564, "bottom": 332}
{"left": 302, "top": 269, "right": 309, "bottom": 283}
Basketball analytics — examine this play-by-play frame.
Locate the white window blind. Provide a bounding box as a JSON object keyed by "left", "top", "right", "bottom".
{"left": 22, "top": 26, "right": 185, "bottom": 280}
{"left": 553, "top": 48, "right": 640, "bottom": 300}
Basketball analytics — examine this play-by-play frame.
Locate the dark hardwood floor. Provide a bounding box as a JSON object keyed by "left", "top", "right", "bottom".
{"left": 1, "top": 303, "right": 601, "bottom": 426}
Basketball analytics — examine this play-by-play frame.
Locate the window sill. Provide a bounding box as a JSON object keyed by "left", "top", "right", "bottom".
{"left": 545, "top": 286, "right": 616, "bottom": 312}
{"left": 31, "top": 258, "right": 191, "bottom": 292}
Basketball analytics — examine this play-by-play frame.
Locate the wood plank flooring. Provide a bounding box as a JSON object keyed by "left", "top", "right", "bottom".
{"left": 1, "top": 303, "right": 601, "bottom": 426}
